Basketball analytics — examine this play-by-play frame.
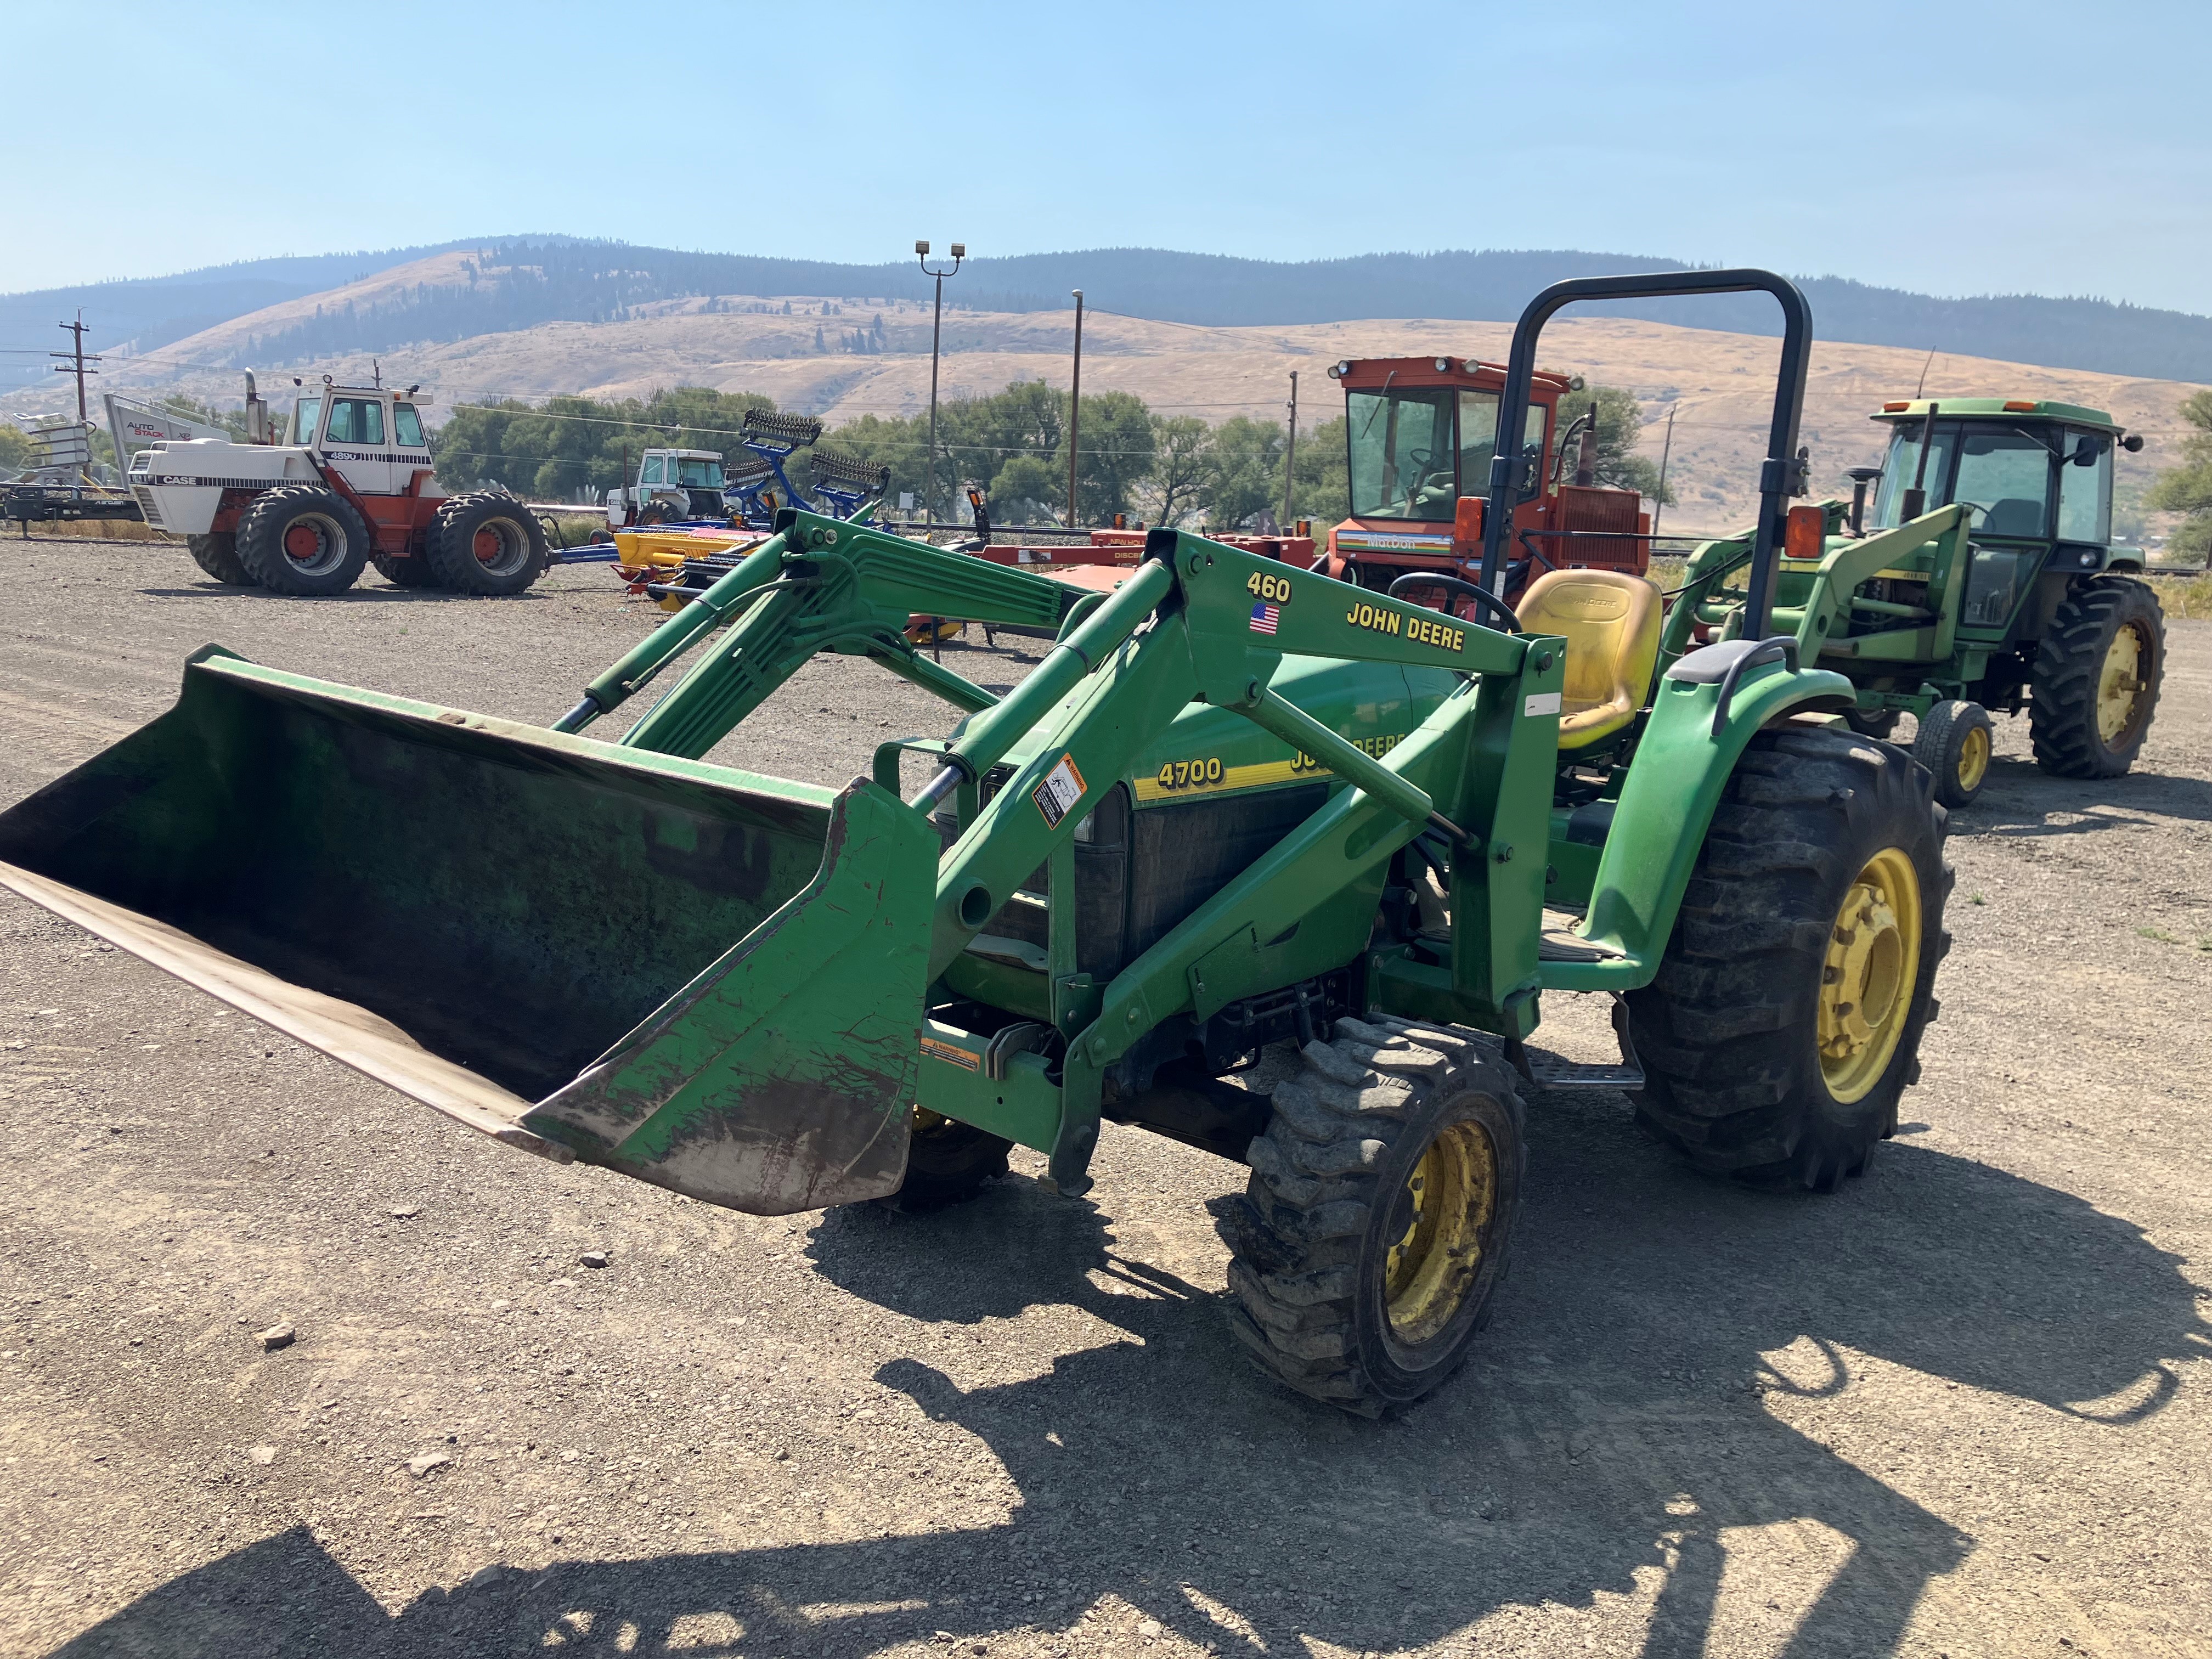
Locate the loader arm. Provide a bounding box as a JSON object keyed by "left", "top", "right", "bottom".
{"left": 556, "top": 513, "right": 1087, "bottom": 754}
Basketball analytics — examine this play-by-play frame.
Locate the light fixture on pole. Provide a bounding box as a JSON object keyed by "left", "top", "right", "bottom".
{"left": 1066, "top": 289, "right": 1084, "bottom": 529}
{"left": 915, "top": 240, "right": 965, "bottom": 526}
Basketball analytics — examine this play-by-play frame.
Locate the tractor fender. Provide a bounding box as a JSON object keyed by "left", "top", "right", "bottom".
{"left": 1562, "top": 640, "right": 1857, "bottom": 989}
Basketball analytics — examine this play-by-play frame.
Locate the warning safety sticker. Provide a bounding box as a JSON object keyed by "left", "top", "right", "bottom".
{"left": 919, "top": 1035, "right": 979, "bottom": 1071}
{"left": 1030, "top": 753, "right": 1088, "bottom": 828}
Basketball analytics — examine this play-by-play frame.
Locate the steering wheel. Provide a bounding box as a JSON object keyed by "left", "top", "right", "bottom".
{"left": 1386, "top": 572, "right": 1520, "bottom": 633}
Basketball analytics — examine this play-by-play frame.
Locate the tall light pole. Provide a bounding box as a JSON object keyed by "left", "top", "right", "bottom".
{"left": 916, "top": 240, "right": 964, "bottom": 525}
{"left": 1280, "top": 369, "right": 1299, "bottom": 529}
{"left": 1065, "top": 289, "right": 1084, "bottom": 528}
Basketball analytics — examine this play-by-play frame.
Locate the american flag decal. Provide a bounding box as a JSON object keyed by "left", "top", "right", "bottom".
{"left": 1249, "top": 601, "right": 1280, "bottom": 635}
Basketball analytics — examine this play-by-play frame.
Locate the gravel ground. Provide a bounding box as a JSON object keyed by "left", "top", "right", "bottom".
{"left": 1, "top": 538, "right": 2208, "bottom": 1658}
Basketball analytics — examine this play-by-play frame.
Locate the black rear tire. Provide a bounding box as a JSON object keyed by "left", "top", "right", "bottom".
{"left": 1626, "top": 726, "right": 1951, "bottom": 1191}
{"left": 1843, "top": 706, "right": 1899, "bottom": 741}
{"left": 2029, "top": 575, "right": 2164, "bottom": 778}
{"left": 1222, "top": 1015, "right": 1525, "bottom": 1417}
{"left": 372, "top": 553, "right": 441, "bottom": 588}
{"left": 186, "top": 532, "right": 253, "bottom": 585}
{"left": 872, "top": 1111, "right": 1012, "bottom": 1212}
{"left": 235, "top": 484, "right": 372, "bottom": 596}
{"left": 1912, "top": 698, "right": 1993, "bottom": 809}
{"left": 426, "top": 491, "right": 550, "bottom": 596}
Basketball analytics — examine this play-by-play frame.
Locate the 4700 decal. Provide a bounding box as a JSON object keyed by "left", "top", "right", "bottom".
{"left": 1155, "top": 756, "right": 1226, "bottom": 790}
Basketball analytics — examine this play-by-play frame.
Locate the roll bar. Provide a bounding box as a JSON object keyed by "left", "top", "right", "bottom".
{"left": 1478, "top": 269, "right": 1813, "bottom": 640}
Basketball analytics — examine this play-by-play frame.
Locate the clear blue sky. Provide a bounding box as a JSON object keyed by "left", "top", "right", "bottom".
{"left": 11, "top": 0, "right": 2207, "bottom": 312}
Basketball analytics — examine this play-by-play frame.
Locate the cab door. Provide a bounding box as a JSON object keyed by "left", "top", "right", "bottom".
{"left": 319, "top": 395, "right": 394, "bottom": 495}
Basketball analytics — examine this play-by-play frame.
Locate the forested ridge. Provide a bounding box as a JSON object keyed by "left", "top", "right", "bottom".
{"left": 9, "top": 239, "right": 2210, "bottom": 386}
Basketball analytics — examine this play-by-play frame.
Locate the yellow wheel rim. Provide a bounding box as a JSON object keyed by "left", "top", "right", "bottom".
{"left": 1817, "top": 847, "right": 1923, "bottom": 1104}
{"left": 1384, "top": 1120, "right": 1496, "bottom": 1345}
{"left": 1955, "top": 723, "right": 1990, "bottom": 792}
{"left": 2097, "top": 623, "right": 2150, "bottom": 746}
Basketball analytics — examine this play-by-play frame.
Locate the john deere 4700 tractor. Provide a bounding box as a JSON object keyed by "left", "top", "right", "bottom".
{"left": 0, "top": 272, "right": 1952, "bottom": 1417}
{"left": 1663, "top": 397, "right": 2162, "bottom": 808}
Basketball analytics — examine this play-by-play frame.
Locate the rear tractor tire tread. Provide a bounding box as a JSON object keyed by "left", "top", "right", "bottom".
{"left": 1626, "top": 726, "right": 1952, "bottom": 1192}
{"left": 186, "top": 531, "right": 254, "bottom": 585}
{"left": 427, "top": 490, "right": 551, "bottom": 596}
{"left": 234, "top": 484, "right": 373, "bottom": 596}
{"left": 2029, "top": 575, "right": 2164, "bottom": 778}
{"left": 1221, "top": 1014, "right": 1525, "bottom": 1418}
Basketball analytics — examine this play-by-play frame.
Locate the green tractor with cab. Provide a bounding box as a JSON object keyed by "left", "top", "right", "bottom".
{"left": 1663, "top": 397, "right": 2162, "bottom": 808}
{"left": 0, "top": 272, "right": 1954, "bottom": 1418}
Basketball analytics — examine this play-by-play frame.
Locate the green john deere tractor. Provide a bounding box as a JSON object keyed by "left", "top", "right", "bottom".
{"left": 1661, "top": 397, "right": 2162, "bottom": 808}
{"left": 0, "top": 271, "right": 1953, "bottom": 1417}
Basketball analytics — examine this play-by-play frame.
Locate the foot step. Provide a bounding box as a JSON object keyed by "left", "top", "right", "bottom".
{"left": 1526, "top": 1055, "right": 1644, "bottom": 1090}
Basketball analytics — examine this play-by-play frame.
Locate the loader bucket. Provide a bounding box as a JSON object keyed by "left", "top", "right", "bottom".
{"left": 0, "top": 647, "right": 936, "bottom": 1213}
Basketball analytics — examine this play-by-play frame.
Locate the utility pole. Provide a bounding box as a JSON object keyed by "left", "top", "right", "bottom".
{"left": 1650, "top": 403, "right": 1677, "bottom": 539}
{"left": 1066, "top": 289, "right": 1084, "bottom": 528}
{"left": 915, "top": 240, "right": 965, "bottom": 525}
{"left": 52, "top": 311, "right": 99, "bottom": 425}
{"left": 1280, "top": 370, "right": 1299, "bottom": 528}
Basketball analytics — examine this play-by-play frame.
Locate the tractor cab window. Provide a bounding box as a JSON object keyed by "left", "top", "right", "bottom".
{"left": 393, "top": 404, "right": 426, "bottom": 448}
{"left": 1347, "top": 388, "right": 1457, "bottom": 520}
{"left": 675, "top": 456, "right": 724, "bottom": 488}
{"left": 1872, "top": 421, "right": 1953, "bottom": 528}
{"left": 1875, "top": 419, "right": 2061, "bottom": 540}
{"left": 325, "top": 398, "right": 385, "bottom": 446}
{"left": 1457, "top": 391, "right": 1499, "bottom": 495}
{"left": 1950, "top": 427, "right": 2051, "bottom": 538}
{"left": 641, "top": 454, "right": 667, "bottom": 485}
{"left": 291, "top": 397, "right": 323, "bottom": 447}
{"left": 2057, "top": 431, "right": 2112, "bottom": 544}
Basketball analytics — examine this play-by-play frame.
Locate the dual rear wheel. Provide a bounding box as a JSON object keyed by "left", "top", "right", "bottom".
{"left": 208, "top": 486, "right": 551, "bottom": 596}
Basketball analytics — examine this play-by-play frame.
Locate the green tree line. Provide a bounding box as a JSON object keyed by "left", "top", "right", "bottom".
{"left": 2147, "top": 390, "right": 2212, "bottom": 560}
{"left": 433, "top": 386, "right": 776, "bottom": 500}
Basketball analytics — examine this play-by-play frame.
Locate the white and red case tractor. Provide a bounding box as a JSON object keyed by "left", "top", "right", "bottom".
{"left": 127, "top": 374, "right": 549, "bottom": 596}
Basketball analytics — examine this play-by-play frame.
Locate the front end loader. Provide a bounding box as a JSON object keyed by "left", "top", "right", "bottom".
{"left": 0, "top": 272, "right": 1950, "bottom": 1418}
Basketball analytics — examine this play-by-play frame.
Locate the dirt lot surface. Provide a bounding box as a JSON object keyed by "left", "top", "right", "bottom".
{"left": 1, "top": 538, "right": 2208, "bottom": 1658}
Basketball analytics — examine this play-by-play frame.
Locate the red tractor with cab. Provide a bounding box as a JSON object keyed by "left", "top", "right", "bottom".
{"left": 1321, "top": 355, "right": 1651, "bottom": 608}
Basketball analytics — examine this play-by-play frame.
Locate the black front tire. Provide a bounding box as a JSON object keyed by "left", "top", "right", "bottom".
{"left": 1222, "top": 1015, "right": 1525, "bottom": 1417}
{"left": 426, "top": 491, "right": 550, "bottom": 596}
{"left": 872, "top": 1111, "right": 1012, "bottom": 1212}
{"left": 186, "top": 532, "right": 253, "bottom": 585}
{"left": 2030, "top": 576, "right": 2164, "bottom": 778}
{"left": 1912, "top": 698, "right": 1994, "bottom": 809}
{"left": 234, "top": 485, "right": 373, "bottom": 596}
{"left": 1627, "top": 726, "right": 1951, "bottom": 1192}
{"left": 1843, "top": 706, "right": 1899, "bottom": 741}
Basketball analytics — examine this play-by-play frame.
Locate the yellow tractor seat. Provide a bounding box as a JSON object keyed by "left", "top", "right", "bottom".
{"left": 1513, "top": 568, "right": 1663, "bottom": 751}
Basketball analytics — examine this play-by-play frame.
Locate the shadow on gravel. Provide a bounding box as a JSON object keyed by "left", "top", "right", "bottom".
{"left": 52, "top": 1129, "right": 2209, "bottom": 1658}
{"left": 1953, "top": 761, "right": 2212, "bottom": 834}
{"left": 136, "top": 586, "right": 551, "bottom": 604}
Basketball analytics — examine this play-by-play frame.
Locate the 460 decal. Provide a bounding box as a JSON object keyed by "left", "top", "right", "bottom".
{"left": 1245, "top": 570, "right": 1294, "bottom": 603}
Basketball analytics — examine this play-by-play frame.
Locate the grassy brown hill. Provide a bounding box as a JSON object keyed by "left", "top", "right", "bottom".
{"left": 30, "top": 285, "right": 2203, "bottom": 530}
